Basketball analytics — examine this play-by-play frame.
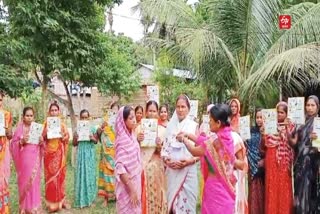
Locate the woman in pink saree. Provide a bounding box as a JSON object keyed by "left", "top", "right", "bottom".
{"left": 10, "top": 107, "right": 43, "bottom": 213}
{"left": 177, "top": 104, "right": 236, "bottom": 214}
{"left": 115, "top": 106, "right": 142, "bottom": 214}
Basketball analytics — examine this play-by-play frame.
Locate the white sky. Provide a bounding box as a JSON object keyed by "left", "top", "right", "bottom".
{"left": 106, "top": 0, "right": 199, "bottom": 41}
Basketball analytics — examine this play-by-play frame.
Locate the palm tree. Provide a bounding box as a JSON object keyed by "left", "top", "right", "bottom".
{"left": 136, "top": 0, "right": 320, "bottom": 113}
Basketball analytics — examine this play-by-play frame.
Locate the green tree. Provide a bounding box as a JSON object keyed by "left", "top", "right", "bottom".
{"left": 1, "top": 0, "right": 137, "bottom": 132}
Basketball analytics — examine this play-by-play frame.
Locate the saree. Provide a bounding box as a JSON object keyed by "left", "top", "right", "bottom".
{"left": 232, "top": 132, "right": 249, "bottom": 214}
{"left": 115, "top": 107, "right": 142, "bottom": 214}
{"left": 293, "top": 116, "right": 320, "bottom": 213}
{"left": 140, "top": 125, "right": 167, "bottom": 214}
{"left": 0, "top": 110, "right": 12, "bottom": 214}
{"left": 98, "top": 126, "right": 116, "bottom": 201}
{"left": 246, "top": 126, "right": 264, "bottom": 214}
{"left": 74, "top": 126, "right": 97, "bottom": 208}
{"left": 43, "top": 119, "right": 69, "bottom": 211}
{"left": 197, "top": 127, "right": 236, "bottom": 214}
{"left": 161, "top": 112, "right": 198, "bottom": 214}
{"left": 265, "top": 123, "right": 294, "bottom": 214}
{"left": 10, "top": 122, "right": 42, "bottom": 213}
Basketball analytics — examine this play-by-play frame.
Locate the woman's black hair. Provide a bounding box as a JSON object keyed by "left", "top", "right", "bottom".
{"left": 111, "top": 102, "right": 120, "bottom": 110}
{"left": 209, "top": 104, "right": 231, "bottom": 126}
{"left": 124, "top": 106, "right": 134, "bottom": 120}
{"left": 80, "top": 109, "right": 90, "bottom": 117}
{"left": 23, "top": 106, "right": 34, "bottom": 116}
{"left": 135, "top": 105, "right": 144, "bottom": 114}
{"left": 49, "top": 102, "right": 60, "bottom": 111}
{"left": 176, "top": 94, "right": 191, "bottom": 109}
{"left": 255, "top": 108, "right": 263, "bottom": 114}
{"left": 146, "top": 100, "right": 159, "bottom": 112}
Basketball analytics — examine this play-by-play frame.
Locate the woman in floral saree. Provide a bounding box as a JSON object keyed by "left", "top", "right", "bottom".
{"left": 177, "top": 104, "right": 236, "bottom": 214}
{"left": 11, "top": 107, "right": 43, "bottom": 213}
{"left": 43, "top": 102, "right": 70, "bottom": 212}
{"left": 97, "top": 103, "right": 119, "bottom": 206}
{"left": 0, "top": 92, "right": 12, "bottom": 214}
{"left": 136, "top": 100, "right": 167, "bottom": 214}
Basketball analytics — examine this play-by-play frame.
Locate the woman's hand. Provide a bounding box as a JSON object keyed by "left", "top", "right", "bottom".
{"left": 137, "top": 132, "right": 144, "bottom": 143}
{"left": 61, "top": 132, "right": 69, "bottom": 143}
{"left": 21, "top": 134, "right": 29, "bottom": 146}
{"left": 176, "top": 132, "right": 186, "bottom": 143}
{"left": 73, "top": 132, "right": 79, "bottom": 146}
{"left": 5, "top": 128, "right": 12, "bottom": 140}
{"left": 258, "top": 159, "right": 265, "bottom": 168}
{"left": 39, "top": 136, "right": 44, "bottom": 146}
{"left": 311, "top": 132, "right": 318, "bottom": 141}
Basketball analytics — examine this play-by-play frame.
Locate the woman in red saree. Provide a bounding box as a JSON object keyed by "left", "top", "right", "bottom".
{"left": 43, "top": 102, "right": 70, "bottom": 212}
{"left": 0, "top": 92, "right": 12, "bottom": 214}
{"left": 177, "top": 104, "right": 236, "bottom": 214}
{"left": 264, "top": 102, "right": 294, "bottom": 214}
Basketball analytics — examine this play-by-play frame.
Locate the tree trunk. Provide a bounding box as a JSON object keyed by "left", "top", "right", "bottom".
{"left": 42, "top": 78, "right": 48, "bottom": 118}
{"left": 63, "top": 81, "right": 77, "bottom": 134}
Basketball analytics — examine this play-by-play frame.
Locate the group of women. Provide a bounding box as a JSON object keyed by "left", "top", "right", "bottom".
{"left": 0, "top": 91, "right": 123, "bottom": 213}
{"left": 114, "top": 94, "right": 320, "bottom": 214}
{"left": 1, "top": 90, "right": 320, "bottom": 214}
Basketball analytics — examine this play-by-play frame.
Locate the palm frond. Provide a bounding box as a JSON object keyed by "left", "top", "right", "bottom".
{"left": 241, "top": 43, "right": 320, "bottom": 97}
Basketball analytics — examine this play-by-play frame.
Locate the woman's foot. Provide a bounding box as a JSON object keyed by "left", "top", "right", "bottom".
{"left": 62, "top": 200, "right": 71, "bottom": 209}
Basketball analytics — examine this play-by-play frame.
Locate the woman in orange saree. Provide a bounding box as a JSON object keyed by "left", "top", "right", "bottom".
{"left": 43, "top": 102, "right": 70, "bottom": 212}
{"left": 264, "top": 102, "right": 294, "bottom": 214}
{"left": 0, "top": 92, "right": 12, "bottom": 214}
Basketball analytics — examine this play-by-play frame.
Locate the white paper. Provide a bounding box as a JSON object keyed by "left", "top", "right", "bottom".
{"left": 313, "top": 117, "right": 320, "bottom": 148}
{"left": 28, "top": 122, "right": 43, "bottom": 144}
{"left": 189, "top": 100, "right": 199, "bottom": 120}
{"left": 77, "top": 120, "right": 90, "bottom": 141}
{"left": 107, "top": 111, "right": 117, "bottom": 128}
{"left": 288, "top": 97, "right": 305, "bottom": 125}
{"left": 47, "top": 117, "right": 62, "bottom": 139}
{"left": 201, "top": 115, "right": 210, "bottom": 135}
{"left": 147, "top": 85, "right": 160, "bottom": 104}
{"left": 262, "top": 109, "right": 278, "bottom": 135}
{"left": 141, "top": 118, "right": 158, "bottom": 147}
{"left": 0, "top": 111, "right": 5, "bottom": 136}
{"left": 239, "top": 115, "right": 251, "bottom": 140}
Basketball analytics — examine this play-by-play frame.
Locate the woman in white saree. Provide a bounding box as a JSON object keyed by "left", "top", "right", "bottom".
{"left": 161, "top": 94, "right": 199, "bottom": 214}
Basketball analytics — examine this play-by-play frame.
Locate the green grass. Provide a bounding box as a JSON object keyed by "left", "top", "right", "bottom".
{"left": 9, "top": 145, "right": 116, "bottom": 214}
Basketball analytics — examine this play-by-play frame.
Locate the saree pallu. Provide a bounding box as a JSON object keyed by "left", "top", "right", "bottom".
{"left": 74, "top": 141, "right": 97, "bottom": 208}
{"left": 197, "top": 134, "right": 236, "bottom": 214}
{"left": 98, "top": 127, "right": 116, "bottom": 200}
{"left": 10, "top": 122, "right": 43, "bottom": 213}
{"left": 0, "top": 110, "right": 12, "bottom": 214}
{"left": 44, "top": 137, "right": 68, "bottom": 210}
{"left": 166, "top": 164, "right": 198, "bottom": 214}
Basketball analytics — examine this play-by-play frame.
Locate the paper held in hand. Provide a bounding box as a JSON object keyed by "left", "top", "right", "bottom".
{"left": 140, "top": 118, "right": 158, "bottom": 147}
{"left": 107, "top": 111, "right": 117, "bottom": 128}
{"left": 189, "top": 100, "right": 199, "bottom": 120}
{"left": 0, "top": 111, "right": 5, "bottom": 137}
{"left": 239, "top": 115, "right": 251, "bottom": 140}
{"left": 147, "top": 85, "right": 160, "bottom": 104}
{"left": 288, "top": 97, "right": 305, "bottom": 125}
{"left": 77, "top": 120, "right": 90, "bottom": 141}
{"left": 47, "top": 117, "right": 62, "bottom": 139}
{"left": 313, "top": 117, "right": 320, "bottom": 148}
{"left": 201, "top": 115, "right": 210, "bottom": 135}
{"left": 262, "top": 109, "right": 278, "bottom": 135}
{"left": 28, "top": 122, "right": 44, "bottom": 144}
